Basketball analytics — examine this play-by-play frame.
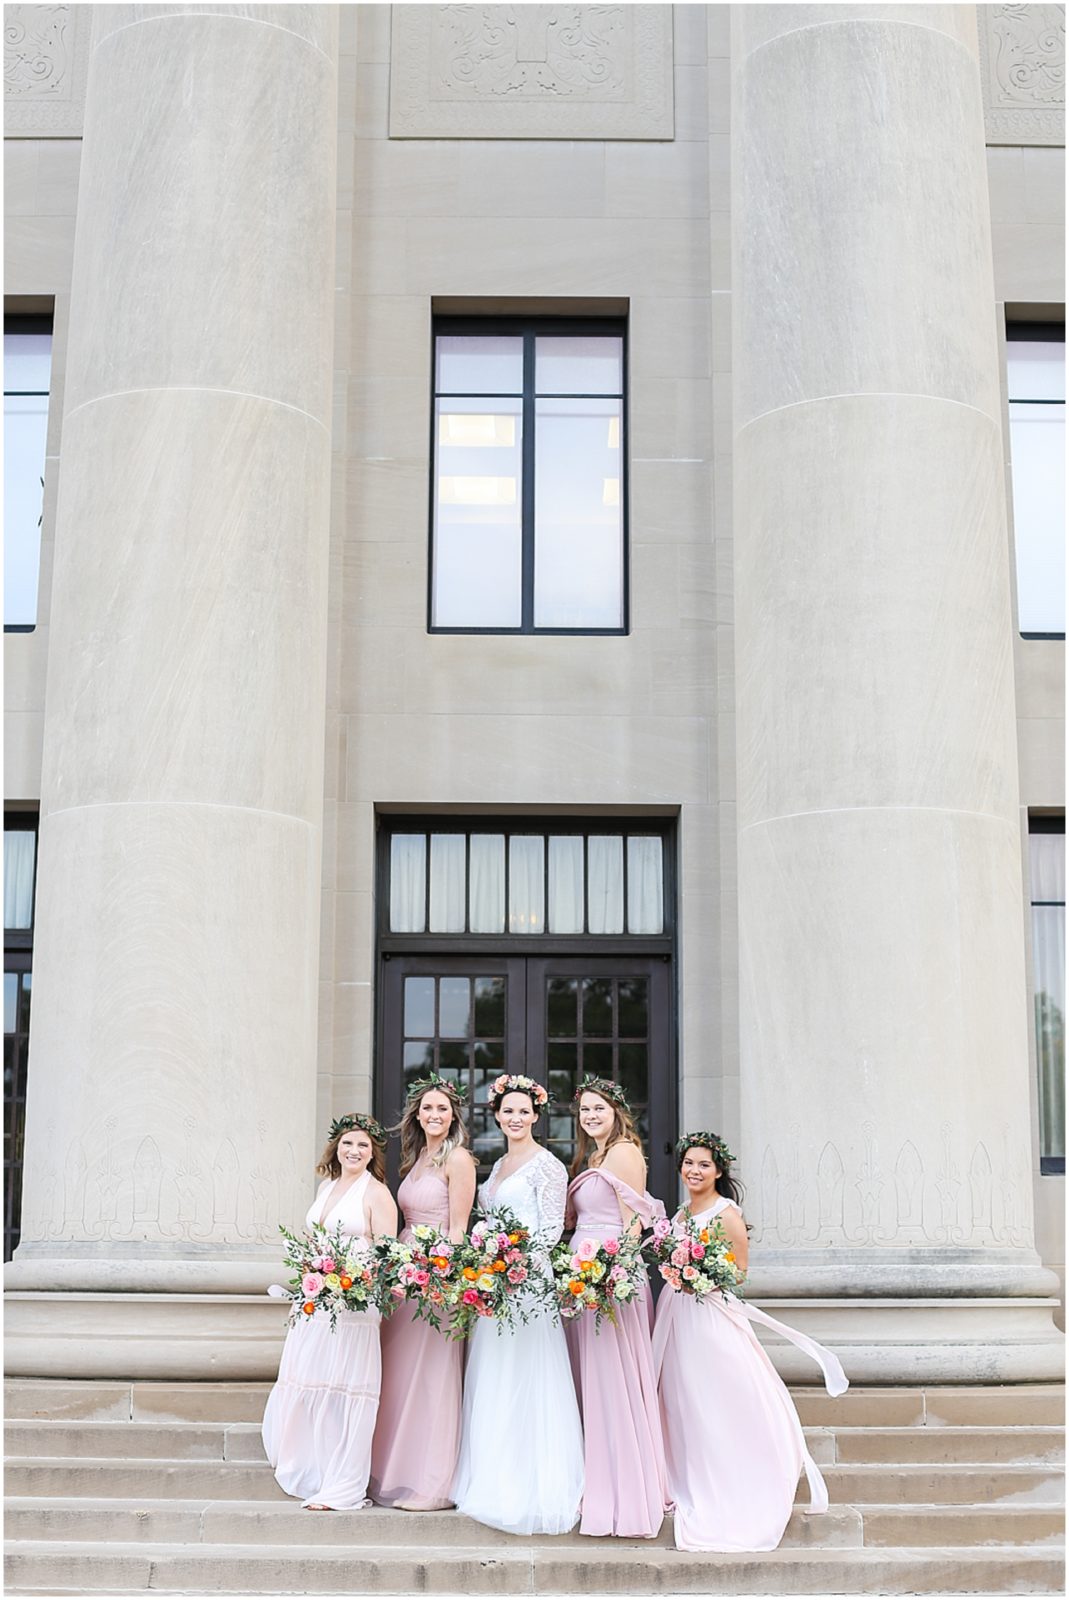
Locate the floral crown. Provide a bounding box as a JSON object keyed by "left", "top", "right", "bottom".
{"left": 328, "top": 1111, "right": 386, "bottom": 1145}
{"left": 675, "top": 1130, "right": 734, "bottom": 1170}
{"left": 573, "top": 1074, "right": 631, "bottom": 1115}
{"left": 406, "top": 1072, "right": 469, "bottom": 1108}
{"left": 489, "top": 1073, "right": 550, "bottom": 1111}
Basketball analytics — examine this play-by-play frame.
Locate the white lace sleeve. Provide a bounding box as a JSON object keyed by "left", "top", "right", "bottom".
{"left": 529, "top": 1151, "right": 567, "bottom": 1250}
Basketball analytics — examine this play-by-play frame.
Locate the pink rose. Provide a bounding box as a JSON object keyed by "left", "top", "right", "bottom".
{"left": 301, "top": 1273, "right": 324, "bottom": 1297}
{"left": 576, "top": 1238, "right": 599, "bottom": 1262}
{"left": 507, "top": 1266, "right": 527, "bottom": 1285}
{"left": 497, "top": 1232, "right": 511, "bottom": 1251}
{"left": 609, "top": 1264, "right": 625, "bottom": 1283}
{"left": 652, "top": 1218, "right": 672, "bottom": 1245}
{"left": 690, "top": 1244, "right": 705, "bottom": 1261}
{"left": 662, "top": 1267, "right": 681, "bottom": 1288}
{"left": 603, "top": 1238, "right": 619, "bottom": 1257}
{"left": 682, "top": 1265, "right": 698, "bottom": 1281}
{"left": 670, "top": 1244, "right": 690, "bottom": 1268}
{"left": 319, "top": 1257, "right": 336, "bottom": 1274}
{"left": 413, "top": 1270, "right": 430, "bottom": 1288}
{"left": 462, "top": 1289, "right": 479, "bottom": 1305}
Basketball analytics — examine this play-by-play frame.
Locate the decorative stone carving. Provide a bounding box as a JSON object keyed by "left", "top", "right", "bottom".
{"left": 978, "top": 4, "right": 1065, "bottom": 147}
{"left": 389, "top": 4, "right": 673, "bottom": 139}
{"left": 4, "top": 3, "right": 90, "bottom": 136}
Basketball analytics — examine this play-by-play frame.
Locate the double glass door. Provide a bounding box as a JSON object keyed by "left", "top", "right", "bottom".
{"left": 379, "top": 954, "right": 675, "bottom": 1204}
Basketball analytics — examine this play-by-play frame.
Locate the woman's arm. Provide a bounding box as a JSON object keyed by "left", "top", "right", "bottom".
{"left": 367, "top": 1179, "right": 398, "bottom": 1241}
{"left": 445, "top": 1148, "right": 477, "bottom": 1243}
{"left": 719, "top": 1203, "right": 749, "bottom": 1277}
{"left": 601, "top": 1142, "right": 647, "bottom": 1235}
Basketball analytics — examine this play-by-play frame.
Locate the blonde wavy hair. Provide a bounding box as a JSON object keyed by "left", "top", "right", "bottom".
{"left": 396, "top": 1082, "right": 471, "bottom": 1179}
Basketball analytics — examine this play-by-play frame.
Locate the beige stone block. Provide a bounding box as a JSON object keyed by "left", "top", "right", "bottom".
{"left": 345, "top": 456, "right": 428, "bottom": 542}
{"left": 95, "top": 5, "right": 337, "bottom": 53}
{"left": 630, "top": 458, "right": 713, "bottom": 541}
{"left": 347, "top": 63, "right": 390, "bottom": 140}
{"left": 735, "top": 24, "right": 1000, "bottom": 426}
{"left": 454, "top": 142, "right": 607, "bottom": 220}
{"left": 735, "top": 397, "right": 1019, "bottom": 824}
{"left": 631, "top": 376, "right": 713, "bottom": 461}
{"left": 707, "top": 3, "right": 731, "bottom": 57}
{"left": 1017, "top": 717, "right": 1066, "bottom": 808}
{"left": 342, "top": 543, "right": 426, "bottom": 630}
{"left": 711, "top": 293, "right": 731, "bottom": 373}
{"left": 3, "top": 215, "right": 75, "bottom": 293}
{"left": 707, "top": 55, "right": 730, "bottom": 133}
{"left": 64, "top": 18, "right": 336, "bottom": 419}
{"left": 3, "top": 711, "right": 43, "bottom": 801}
{"left": 1022, "top": 147, "right": 1066, "bottom": 229}
{"left": 35, "top": 140, "right": 81, "bottom": 215}
{"left": 341, "top": 628, "right": 409, "bottom": 715}
{"left": 335, "top": 801, "right": 376, "bottom": 896}
{"left": 335, "top": 206, "right": 354, "bottom": 294}
{"left": 339, "top": 2, "right": 358, "bottom": 57}
{"left": 991, "top": 224, "right": 1065, "bottom": 306}
{"left": 708, "top": 132, "right": 730, "bottom": 212}
{"left": 986, "top": 147, "right": 1028, "bottom": 225}
{"left": 631, "top": 295, "right": 712, "bottom": 380}
{"left": 317, "top": 978, "right": 335, "bottom": 1072}
{"left": 1015, "top": 638, "right": 1065, "bottom": 722}
{"left": 43, "top": 291, "right": 71, "bottom": 459}
{"left": 649, "top": 631, "right": 716, "bottom": 718}
{"left": 326, "top": 1073, "right": 374, "bottom": 1119}
{"left": 403, "top": 217, "right": 710, "bottom": 299}
{"left": 712, "top": 449, "right": 732, "bottom": 536}
{"left": 349, "top": 215, "right": 409, "bottom": 297}
{"left": 674, "top": 63, "right": 710, "bottom": 142}
{"left": 4, "top": 141, "right": 39, "bottom": 216}
{"left": 397, "top": 633, "right": 652, "bottom": 719}
{"left": 3, "top": 1378, "right": 132, "bottom": 1421}
{"left": 350, "top": 296, "right": 430, "bottom": 382}
{"left": 41, "top": 391, "right": 331, "bottom": 818}
{"left": 347, "top": 374, "right": 429, "bottom": 460}
{"left": 333, "top": 894, "right": 375, "bottom": 985}
{"left": 355, "top": 2, "right": 392, "bottom": 65}
{"left": 605, "top": 139, "right": 708, "bottom": 219}
{"left": 674, "top": 1, "right": 708, "bottom": 65}
{"left": 710, "top": 206, "right": 731, "bottom": 290}
{"left": 630, "top": 544, "right": 680, "bottom": 629}
{"left": 131, "top": 1382, "right": 269, "bottom": 1423}
{"left": 353, "top": 138, "right": 460, "bottom": 217}
{"left": 2, "top": 626, "right": 48, "bottom": 713}
{"left": 736, "top": 6, "right": 979, "bottom": 58}
{"left": 678, "top": 545, "right": 719, "bottom": 627}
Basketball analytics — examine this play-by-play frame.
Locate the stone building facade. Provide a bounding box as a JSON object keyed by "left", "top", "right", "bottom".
{"left": 3, "top": 3, "right": 1065, "bottom": 1383}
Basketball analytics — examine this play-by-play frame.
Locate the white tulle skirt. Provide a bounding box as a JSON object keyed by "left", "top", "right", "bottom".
{"left": 452, "top": 1301, "right": 584, "bottom": 1535}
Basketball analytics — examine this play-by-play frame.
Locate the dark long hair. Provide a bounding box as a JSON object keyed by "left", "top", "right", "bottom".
{"left": 676, "top": 1138, "right": 744, "bottom": 1207}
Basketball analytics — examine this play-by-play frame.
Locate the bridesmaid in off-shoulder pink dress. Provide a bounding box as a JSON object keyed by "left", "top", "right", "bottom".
{"left": 369, "top": 1077, "right": 476, "bottom": 1510}
{"left": 565, "top": 1078, "right": 668, "bottom": 1539}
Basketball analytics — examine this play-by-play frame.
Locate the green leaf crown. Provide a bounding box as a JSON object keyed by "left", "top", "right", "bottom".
{"left": 675, "top": 1130, "right": 734, "bottom": 1170}
{"left": 572, "top": 1074, "right": 632, "bottom": 1115}
{"left": 328, "top": 1111, "right": 386, "bottom": 1145}
{"left": 405, "top": 1072, "right": 470, "bottom": 1107}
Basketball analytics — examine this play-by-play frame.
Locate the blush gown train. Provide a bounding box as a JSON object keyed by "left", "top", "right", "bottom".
{"left": 369, "top": 1160, "right": 463, "bottom": 1509}
{"left": 565, "top": 1166, "right": 668, "bottom": 1538}
{"left": 653, "top": 1194, "right": 849, "bottom": 1551}
{"left": 261, "top": 1169, "right": 381, "bottom": 1509}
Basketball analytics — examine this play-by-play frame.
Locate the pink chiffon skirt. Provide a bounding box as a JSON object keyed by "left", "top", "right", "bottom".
{"left": 369, "top": 1300, "right": 462, "bottom": 1509}
{"left": 566, "top": 1281, "right": 667, "bottom": 1538}
{"left": 261, "top": 1307, "right": 380, "bottom": 1509}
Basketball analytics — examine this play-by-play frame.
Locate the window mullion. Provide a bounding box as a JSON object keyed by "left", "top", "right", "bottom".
{"left": 521, "top": 332, "right": 537, "bottom": 632}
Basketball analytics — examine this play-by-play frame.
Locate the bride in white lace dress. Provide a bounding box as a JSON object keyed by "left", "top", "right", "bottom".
{"left": 452, "top": 1075, "right": 584, "bottom": 1535}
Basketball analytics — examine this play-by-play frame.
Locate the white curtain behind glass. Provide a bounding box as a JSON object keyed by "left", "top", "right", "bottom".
{"left": 587, "top": 835, "right": 623, "bottom": 934}
{"left": 627, "top": 836, "right": 663, "bottom": 934}
{"left": 4, "top": 331, "right": 51, "bottom": 628}
{"left": 1030, "top": 831, "right": 1066, "bottom": 1160}
{"left": 3, "top": 832, "right": 35, "bottom": 929}
{"left": 429, "top": 834, "right": 466, "bottom": 932}
{"left": 469, "top": 834, "right": 505, "bottom": 933}
{"left": 509, "top": 836, "right": 544, "bottom": 933}
{"left": 548, "top": 836, "right": 584, "bottom": 933}
{"left": 390, "top": 834, "right": 426, "bottom": 933}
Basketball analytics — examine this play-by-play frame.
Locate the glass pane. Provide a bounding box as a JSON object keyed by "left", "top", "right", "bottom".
{"left": 18, "top": 971, "right": 30, "bottom": 1032}
{"left": 469, "top": 834, "right": 505, "bottom": 933}
{"left": 436, "top": 334, "right": 523, "bottom": 395}
{"left": 3, "top": 974, "right": 17, "bottom": 1035}
{"left": 1030, "top": 831, "right": 1066, "bottom": 903}
{"left": 534, "top": 398, "right": 623, "bottom": 630}
{"left": 403, "top": 975, "right": 435, "bottom": 1038}
{"left": 583, "top": 1041, "right": 613, "bottom": 1077}
{"left": 404, "top": 1040, "right": 435, "bottom": 1074}
{"left": 627, "top": 837, "right": 663, "bottom": 934}
{"left": 1033, "top": 902, "right": 1066, "bottom": 1161}
{"left": 587, "top": 835, "right": 624, "bottom": 935}
{"left": 439, "top": 977, "right": 471, "bottom": 1039}
{"left": 619, "top": 1042, "right": 648, "bottom": 1104}
{"left": 1009, "top": 402, "right": 1065, "bottom": 634}
{"left": 548, "top": 836, "right": 584, "bottom": 933}
{"left": 535, "top": 335, "right": 623, "bottom": 396}
{"left": 473, "top": 976, "right": 506, "bottom": 1037}
{"left": 4, "top": 331, "right": 51, "bottom": 630}
{"left": 4, "top": 1035, "right": 15, "bottom": 1099}
{"left": 473, "top": 1039, "right": 505, "bottom": 1073}
{"left": 437, "top": 1041, "right": 469, "bottom": 1071}
{"left": 547, "top": 977, "right": 578, "bottom": 1038}
{"left": 429, "top": 833, "right": 466, "bottom": 933}
{"left": 4, "top": 832, "right": 36, "bottom": 930}
{"left": 434, "top": 396, "right": 523, "bottom": 628}
{"left": 390, "top": 834, "right": 426, "bottom": 933}
{"left": 508, "top": 835, "right": 545, "bottom": 934}
{"left": 1007, "top": 340, "right": 1065, "bottom": 402}
{"left": 582, "top": 977, "right": 613, "bottom": 1037}
{"left": 548, "top": 1040, "right": 579, "bottom": 1104}
{"left": 617, "top": 977, "right": 648, "bottom": 1038}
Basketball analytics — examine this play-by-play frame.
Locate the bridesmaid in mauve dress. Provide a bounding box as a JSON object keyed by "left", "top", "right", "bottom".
{"left": 653, "top": 1133, "right": 848, "bottom": 1551}
{"left": 369, "top": 1074, "right": 476, "bottom": 1510}
{"left": 565, "top": 1076, "right": 668, "bottom": 1539}
{"left": 262, "top": 1114, "right": 397, "bottom": 1510}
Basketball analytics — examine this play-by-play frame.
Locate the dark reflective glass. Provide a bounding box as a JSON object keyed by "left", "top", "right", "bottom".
{"left": 548, "top": 1112, "right": 574, "bottom": 1144}
{"left": 3, "top": 975, "right": 16, "bottom": 1036}
{"left": 473, "top": 1040, "right": 505, "bottom": 1074}
{"left": 547, "top": 977, "right": 577, "bottom": 1038}
{"left": 3, "top": 1037, "right": 14, "bottom": 1097}
{"left": 583, "top": 1042, "right": 613, "bottom": 1078}
{"left": 403, "top": 1041, "right": 435, "bottom": 1074}
{"left": 582, "top": 977, "right": 612, "bottom": 1037}
{"left": 473, "top": 976, "right": 506, "bottom": 1037}
{"left": 437, "top": 1042, "right": 469, "bottom": 1074}
{"left": 439, "top": 977, "right": 471, "bottom": 1039}
{"left": 403, "top": 976, "right": 435, "bottom": 1038}
{"left": 618, "top": 1042, "right": 648, "bottom": 1103}
{"left": 636, "top": 1108, "right": 650, "bottom": 1155}
{"left": 19, "top": 972, "right": 30, "bottom": 1032}
{"left": 548, "top": 1041, "right": 578, "bottom": 1082}
{"left": 617, "top": 977, "right": 648, "bottom": 1038}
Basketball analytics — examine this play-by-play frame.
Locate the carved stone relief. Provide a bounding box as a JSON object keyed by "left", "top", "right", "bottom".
{"left": 389, "top": 4, "right": 673, "bottom": 139}
{"left": 4, "top": 3, "right": 90, "bottom": 137}
{"left": 978, "top": 4, "right": 1065, "bottom": 147}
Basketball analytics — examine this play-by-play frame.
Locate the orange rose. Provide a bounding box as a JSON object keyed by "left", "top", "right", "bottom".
{"left": 725, "top": 1252, "right": 735, "bottom": 1263}
{"left": 569, "top": 1280, "right": 585, "bottom": 1296}
{"left": 433, "top": 1256, "right": 450, "bottom": 1270}
{"left": 302, "top": 1301, "right": 315, "bottom": 1315}
{"left": 508, "top": 1233, "right": 521, "bottom": 1244}
{"left": 492, "top": 1260, "right": 506, "bottom": 1273}
{"left": 699, "top": 1230, "right": 710, "bottom": 1243}
{"left": 579, "top": 1260, "right": 594, "bottom": 1273}
{"left": 339, "top": 1276, "right": 353, "bottom": 1290}
{"left": 463, "top": 1267, "right": 478, "bottom": 1281}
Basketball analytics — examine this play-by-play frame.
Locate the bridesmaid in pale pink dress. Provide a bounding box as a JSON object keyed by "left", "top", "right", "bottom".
{"left": 369, "top": 1074, "right": 476, "bottom": 1510}
{"left": 565, "top": 1076, "right": 668, "bottom": 1538}
{"left": 262, "top": 1113, "right": 397, "bottom": 1510}
{"left": 653, "top": 1132, "right": 848, "bottom": 1551}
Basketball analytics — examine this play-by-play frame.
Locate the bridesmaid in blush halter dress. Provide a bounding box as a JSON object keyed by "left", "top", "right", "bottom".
{"left": 653, "top": 1133, "right": 848, "bottom": 1551}
{"left": 262, "top": 1113, "right": 397, "bottom": 1510}
{"left": 369, "top": 1074, "right": 476, "bottom": 1510}
{"left": 565, "top": 1076, "right": 668, "bottom": 1539}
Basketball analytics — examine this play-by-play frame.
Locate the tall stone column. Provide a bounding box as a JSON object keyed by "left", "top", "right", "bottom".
{"left": 6, "top": 5, "right": 339, "bottom": 1378}
{"left": 731, "top": 4, "right": 1062, "bottom": 1380}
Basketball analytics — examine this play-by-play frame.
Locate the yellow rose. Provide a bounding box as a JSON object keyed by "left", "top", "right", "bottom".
{"left": 477, "top": 1273, "right": 496, "bottom": 1292}
{"left": 325, "top": 1272, "right": 341, "bottom": 1289}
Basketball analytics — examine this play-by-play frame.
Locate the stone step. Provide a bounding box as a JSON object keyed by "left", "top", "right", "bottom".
{"left": 7, "top": 1378, "right": 1064, "bottom": 1428}
{"left": 6, "top": 1456, "right": 1064, "bottom": 1506}
{"left": 1, "top": 1498, "right": 863, "bottom": 1550}
{"left": 6, "top": 1417, "right": 1063, "bottom": 1467}
{"left": 4, "top": 1540, "right": 1065, "bottom": 1595}
{"left": 8, "top": 1496, "right": 1064, "bottom": 1551}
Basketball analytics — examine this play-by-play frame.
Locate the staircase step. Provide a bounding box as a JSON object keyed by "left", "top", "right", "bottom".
{"left": 4, "top": 1540, "right": 1065, "bottom": 1595}
{"left": 830, "top": 1425, "right": 1064, "bottom": 1465}
{"left": 857, "top": 1504, "right": 1066, "bottom": 1548}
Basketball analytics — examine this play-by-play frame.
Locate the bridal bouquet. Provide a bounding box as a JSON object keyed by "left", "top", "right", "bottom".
{"left": 376, "top": 1225, "right": 460, "bottom": 1332}
{"left": 644, "top": 1210, "right": 744, "bottom": 1298}
{"left": 451, "top": 1207, "right": 546, "bottom": 1340}
{"left": 269, "top": 1221, "right": 377, "bottom": 1331}
{"left": 551, "top": 1232, "right": 647, "bottom": 1330}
